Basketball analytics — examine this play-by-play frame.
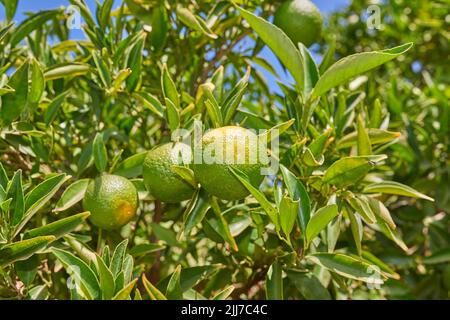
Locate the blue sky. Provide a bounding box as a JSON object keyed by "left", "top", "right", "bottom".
{"left": 0, "top": 0, "right": 350, "bottom": 92}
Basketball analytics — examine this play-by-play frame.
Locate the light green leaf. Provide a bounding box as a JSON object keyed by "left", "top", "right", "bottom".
{"left": 311, "top": 43, "right": 413, "bottom": 99}
{"left": 229, "top": 167, "right": 279, "bottom": 231}
{"left": 95, "top": 254, "right": 115, "bottom": 300}
{"left": 176, "top": 5, "right": 218, "bottom": 39}
{"left": 280, "top": 165, "right": 311, "bottom": 236}
{"left": 323, "top": 155, "right": 387, "bottom": 188}
{"left": 363, "top": 181, "right": 434, "bottom": 202}
{"left": 0, "top": 236, "right": 55, "bottom": 267}
{"left": 306, "top": 252, "right": 386, "bottom": 283}
{"left": 306, "top": 204, "right": 338, "bottom": 245}
{"left": 337, "top": 129, "right": 401, "bottom": 149}
{"left": 52, "top": 248, "right": 100, "bottom": 300}
{"left": 44, "top": 91, "right": 70, "bottom": 125}
{"left": 142, "top": 274, "right": 167, "bottom": 300}
{"left": 113, "top": 151, "right": 147, "bottom": 178}
{"left": 161, "top": 64, "right": 180, "bottom": 109}
{"left": 357, "top": 114, "right": 372, "bottom": 155}
{"left": 279, "top": 196, "right": 299, "bottom": 240}
{"left": 24, "top": 212, "right": 90, "bottom": 240}
{"left": 44, "top": 63, "right": 90, "bottom": 80}
{"left": 166, "top": 265, "right": 183, "bottom": 300}
{"left": 54, "top": 179, "right": 90, "bottom": 212}
{"left": 236, "top": 6, "right": 305, "bottom": 94}
{"left": 266, "top": 261, "right": 283, "bottom": 300}
{"left": 93, "top": 133, "right": 108, "bottom": 173}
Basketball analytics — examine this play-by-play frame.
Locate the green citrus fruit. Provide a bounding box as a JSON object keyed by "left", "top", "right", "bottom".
{"left": 192, "top": 126, "right": 266, "bottom": 201}
{"left": 273, "top": 0, "right": 323, "bottom": 47}
{"left": 143, "top": 142, "right": 195, "bottom": 203}
{"left": 83, "top": 174, "right": 138, "bottom": 230}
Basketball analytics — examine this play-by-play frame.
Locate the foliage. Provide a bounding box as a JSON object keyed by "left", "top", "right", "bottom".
{"left": 0, "top": 0, "right": 447, "bottom": 300}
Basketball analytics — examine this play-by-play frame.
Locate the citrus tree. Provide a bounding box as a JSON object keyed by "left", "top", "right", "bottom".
{"left": 0, "top": 0, "right": 445, "bottom": 300}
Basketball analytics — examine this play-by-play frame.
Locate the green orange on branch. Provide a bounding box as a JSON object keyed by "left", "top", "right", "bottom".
{"left": 273, "top": 0, "right": 323, "bottom": 47}
{"left": 82, "top": 174, "right": 138, "bottom": 230}
{"left": 192, "top": 126, "right": 267, "bottom": 201}
{"left": 143, "top": 142, "right": 195, "bottom": 203}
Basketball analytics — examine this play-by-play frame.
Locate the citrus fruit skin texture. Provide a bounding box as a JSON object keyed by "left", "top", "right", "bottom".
{"left": 143, "top": 142, "right": 195, "bottom": 203}
{"left": 83, "top": 174, "right": 138, "bottom": 231}
{"left": 192, "top": 126, "right": 266, "bottom": 201}
{"left": 273, "top": 0, "right": 323, "bottom": 47}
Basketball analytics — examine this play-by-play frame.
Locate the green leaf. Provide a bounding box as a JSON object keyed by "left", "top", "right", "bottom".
{"left": 27, "top": 284, "right": 49, "bottom": 300}
{"left": 24, "top": 212, "right": 90, "bottom": 240}
{"left": 44, "top": 91, "right": 70, "bottom": 125}
{"left": 93, "top": 133, "right": 108, "bottom": 173}
{"left": 16, "top": 174, "right": 70, "bottom": 237}
{"left": 376, "top": 218, "right": 408, "bottom": 252}
{"left": 157, "top": 265, "right": 221, "bottom": 294}
{"left": 112, "top": 151, "right": 147, "bottom": 178}
{"left": 52, "top": 248, "right": 100, "bottom": 300}
{"left": 307, "top": 252, "right": 386, "bottom": 283}
{"left": 44, "top": 63, "right": 90, "bottom": 80}
{"left": 181, "top": 189, "right": 210, "bottom": 237}
{"left": 0, "top": 60, "right": 29, "bottom": 124}
{"left": 311, "top": 43, "right": 413, "bottom": 99}
{"left": 7, "top": 170, "right": 24, "bottom": 226}
{"left": 28, "top": 58, "right": 45, "bottom": 107}
{"left": 151, "top": 6, "right": 169, "bottom": 52}
{"left": 229, "top": 167, "right": 279, "bottom": 232}
{"left": 337, "top": 129, "right": 401, "bottom": 149}
{"left": 110, "top": 239, "right": 128, "bottom": 277}
{"left": 176, "top": 5, "right": 218, "bottom": 39}
{"left": 286, "top": 270, "right": 331, "bottom": 300}
{"left": 265, "top": 261, "right": 283, "bottom": 300}
{"left": 365, "top": 196, "right": 396, "bottom": 230}
{"left": 133, "top": 91, "right": 164, "bottom": 118}
{"left": 95, "top": 254, "right": 115, "bottom": 300}
{"left": 236, "top": 6, "right": 305, "bottom": 94}
{"left": 298, "top": 43, "right": 319, "bottom": 98}
{"left": 347, "top": 209, "right": 363, "bottom": 255}
{"left": 142, "top": 274, "right": 167, "bottom": 300}
{"left": 125, "top": 33, "right": 146, "bottom": 92}
{"left": 0, "top": 162, "right": 8, "bottom": 190}
{"left": 10, "top": 10, "right": 60, "bottom": 46}
{"left": 0, "top": 236, "right": 55, "bottom": 267}
{"left": 98, "top": 0, "right": 113, "bottom": 30}
{"left": 356, "top": 114, "right": 372, "bottom": 155}
{"left": 222, "top": 68, "right": 250, "bottom": 124}
{"left": 161, "top": 64, "right": 180, "bottom": 109}
{"left": 306, "top": 204, "right": 338, "bottom": 245}
{"left": 166, "top": 265, "right": 183, "bottom": 300}
{"left": 53, "top": 179, "right": 90, "bottom": 212}
{"left": 280, "top": 165, "right": 311, "bottom": 236}
{"left": 258, "top": 119, "right": 295, "bottom": 143}
{"left": 323, "top": 155, "right": 387, "bottom": 188}
{"left": 279, "top": 196, "right": 299, "bottom": 240}
{"left": 113, "top": 278, "right": 138, "bottom": 300}
{"left": 363, "top": 181, "right": 434, "bottom": 202}
{"left": 165, "top": 98, "right": 181, "bottom": 132}
{"left": 92, "top": 51, "right": 112, "bottom": 88}
{"left": 212, "top": 285, "right": 235, "bottom": 300}
{"left": 346, "top": 194, "right": 376, "bottom": 224}
{"left": 1, "top": 0, "right": 18, "bottom": 21}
